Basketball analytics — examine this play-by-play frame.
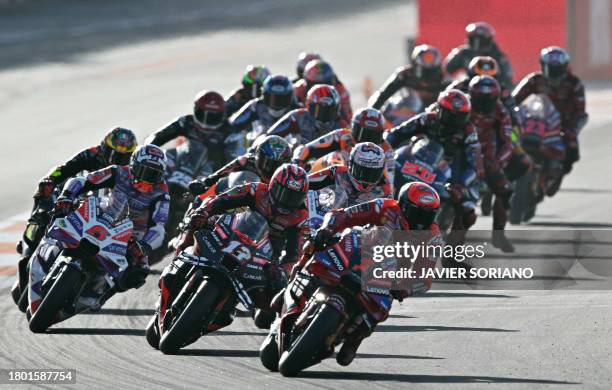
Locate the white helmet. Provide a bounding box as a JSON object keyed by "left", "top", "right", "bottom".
{"left": 130, "top": 144, "right": 167, "bottom": 192}
{"left": 348, "top": 142, "right": 385, "bottom": 192}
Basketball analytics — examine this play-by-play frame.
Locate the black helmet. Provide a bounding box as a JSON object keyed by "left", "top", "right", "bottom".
{"left": 540, "top": 46, "right": 570, "bottom": 80}
{"left": 468, "top": 75, "right": 500, "bottom": 114}
{"left": 101, "top": 127, "right": 138, "bottom": 166}
{"left": 255, "top": 135, "right": 292, "bottom": 181}
{"left": 262, "top": 75, "right": 294, "bottom": 118}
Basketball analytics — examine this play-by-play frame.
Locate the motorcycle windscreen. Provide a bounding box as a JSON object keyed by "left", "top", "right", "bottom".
{"left": 232, "top": 211, "right": 270, "bottom": 243}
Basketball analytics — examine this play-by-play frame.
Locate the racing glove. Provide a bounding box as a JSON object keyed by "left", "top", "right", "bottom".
{"left": 188, "top": 177, "right": 215, "bottom": 196}
{"left": 187, "top": 209, "right": 210, "bottom": 230}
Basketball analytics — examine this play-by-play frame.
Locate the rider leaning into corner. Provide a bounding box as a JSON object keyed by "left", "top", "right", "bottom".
{"left": 226, "top": 65, "right": 271, "bottom": 117}
{"left": 298, "top": 181, "right": 443, "bottom": 366}
{"left": 512, "top": 46, "right": 588, "bottom": 193}
{"left": 14, "top": 127, "right": 138, "bottom": 295}
{"left": 308, "top": 142, "right": 392, "bottom": 205}
{"left": 468, "top": 75, "right": 515, "bottom": 252}
{"left": 447, "top": 56, "right": 533, "bottom": 188}
{"left": 386, "top": 89, "right": 481, "bottom": 253}
{"left": 188, "top": 135, "right": 292, "bottom": 195}
{"left": 266, "top": 84, "right": 348, "bottom": 144}
{"left": 369, "top": 44, "right": 451, "bottom": 110}
{"left": 230, "top": 75, "right": 300, "bottom": 135}
{"left": 444, "top": 21, "right": 514, "bottom": 89}
{"left": 293, "top": 107, "right": 395, "bottom": 193}
{"left": 294, "top": 59, "right": 352, "bottom": 123}
{"left": 49, "top": 145, "right": 170, "bottom": 308}
{"left": 146, "top": 90, "right": 232, "bottom": 171}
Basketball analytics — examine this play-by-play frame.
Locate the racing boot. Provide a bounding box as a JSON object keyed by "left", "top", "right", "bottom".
{"left": 336, "top": 317, "right": 372, "bottom": 366}
{"left": 481, "top": 192, "right": 493, "bottom": 216}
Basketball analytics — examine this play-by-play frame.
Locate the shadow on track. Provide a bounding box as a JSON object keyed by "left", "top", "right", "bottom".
{"left": 84, "top": 308, "right": 155, "bottom": 316}
{"left": 298, "top": 371, "right": 578, "bottom": 385}
{"left": 412, "top": 292, "right": 517, "bottom": 299}
{"left": 47, "top": 327, "right": 145, "bottom": 336}
{"left": 358, "top": 353, "right": 443, "bottom": 360}
{"left": 377, "top": 324, "right": 517, "bottom": 333}
{"left": 215, "top": 330, "right": 267, "bottom": 336}
{"left": 178, "top": 349, "right": 259, "bottom": 357}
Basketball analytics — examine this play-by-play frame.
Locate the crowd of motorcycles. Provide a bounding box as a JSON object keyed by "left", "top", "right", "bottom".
{"left": 9, "top": 22, "right": 587, "bottom": 377}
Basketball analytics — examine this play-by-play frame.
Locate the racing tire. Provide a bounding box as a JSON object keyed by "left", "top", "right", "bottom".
{"left": 28, "top": 264, "right": 82, "bottom": 333}
{"left": 278, "top": 303, "right": 343, "bottom": 377}
{"left": 259, "top": 333, "right": 280, "bottom": 372}
{"left": 253, "top": 308, "right": 275, "bottom": 330}
{"left": 145, "top": 314, "right": 160, "bottom": 350}
{"left": 159, "top": 280, "right": 221, "bottom": 355}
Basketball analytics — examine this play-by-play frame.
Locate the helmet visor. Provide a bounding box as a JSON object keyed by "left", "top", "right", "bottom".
{"left": 542, "top": 63, "right": 566, "bottom": 79}
{"left": 309, "top": 102, "right": 337, "bottom": 123}
{"left": 132, "top": 162, "right": 164, "bottom": 185}
{"left": 403, "top": 203, "right": 438, "bottom": 230}
{"left": 103, "top": 147, "right": 132, "bottom": 166}
{"left": 468, "top": 35, "right": 493, "bottom": 51}
{"left": 264, "top": 92, "right": 292, "bottom": 110}
{"left": 352, "top": 125, "right": 383, "bottom": 144}
{"left": 270, "top": 185, "right": 305, "bottom": 213}
{"left": 349, "top": 162, "right": 384, "bottom": 185}
{"left": 258, "top": 155, "right": 284, "bottom": 180}
{"left": 439, "top": 108, "right": 470, "bottom": 128}
{"left": 195, "top": 108, "right": 225, "bottom": 128}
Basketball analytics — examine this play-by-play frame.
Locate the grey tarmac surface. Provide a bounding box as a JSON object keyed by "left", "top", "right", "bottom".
{"left": 1, "top": 1, "right": 612, "bottom": 389}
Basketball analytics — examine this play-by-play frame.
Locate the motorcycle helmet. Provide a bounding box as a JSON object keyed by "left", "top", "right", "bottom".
{"left": 303, "top": 59, "right": 336, "bottom": 91}
{"left": 540, "top": 46, "right": 570, "bottom": 80}
{"left": 437, "top": 89, "right": 471, "bottom": 134}
{"left": 397, "top": 182, "right": 440, "bottom": 230}
{"left": 351, "top": 107, "right": 386, "bottom": 144}
{"left": 255, "top": 135, "right": 292, "bottom": 181}
{"left": 242, "top": 65, "right": 271, "bottom": 99}
{"left": 348, "top": 142, "right": 385, "bottom": 192}
{"left": 467, "top": 56, "right": 499, "bottom": 78}
{"left": 466, "top": 21, "right": 495, "bottom": 52}
{"left": 194, "top": 90, "right": 226, "bottom": 129}
{"left": 306, "top": 84, "right": 340, "bottom": 127}
{"left": 268, "top": 163, "right": 309, "bottom": 214}
{"left": 101, "top": 127, "right": 138, "bottom": 166}
{"left": 468, "top": 75, "right": 500, "bottom": 114}
{"left": 411, "top": 44, "right": 442, "bottom": 79}
{"left": 296, "top": 52, "right": 321, "bottom": 79}
{"left": 262, "top": 75, "right": 294, "bottom": 118}
{"left": 130, "top": 144, "right": 167, "bottom": 193}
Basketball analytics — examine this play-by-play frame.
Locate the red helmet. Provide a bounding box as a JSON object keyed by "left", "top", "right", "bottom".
{"left": 397, "top": 182, "right": 440, "bottom": 229}
{"left": 268, "top": 163, "right": 308, "bottom": 214}
{"left": 351, "top": 107, "right": 386, "bottom": 144}
{"left": 411, "top": 44, "right": 442, "bottom": 79}
{"left": 296, "top": 52, "right": 321, "bottom": 79}
{"left": 306, "top": 84, "right": 340, "bottom": 124}
{"left": 437, "top": 89, "right": 471, "bottom": 130}
{"left": 303, "top": 59, "right": 336, "bottom": 90}
{"left": 468, "top": 75, "right": 500, "bottom": 114}
{"left": 194, "top": 90, "right": 226, "bottom": 129}
{"left": 466, "top": 21, "right": 495, "bottom": 51}
{"left": 468, "top": 56, "right": 499, "bottom": 78}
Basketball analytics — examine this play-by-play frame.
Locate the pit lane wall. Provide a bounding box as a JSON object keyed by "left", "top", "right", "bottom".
{"left": 416, "top": 0, "right": 612, "bottom": 82}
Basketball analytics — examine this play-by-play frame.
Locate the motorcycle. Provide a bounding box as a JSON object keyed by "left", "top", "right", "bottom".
{"left": 27, "top": 196, "right": 132, "bottom": 333}
{"left": 149, "top": 140, "right": 213, "bottom": 265}
{"left": 509, "top": 94, "right": 565, "bottom": 224}
{"left": 146, "top": 210, "right": 275, "bottom": 354}
{"left": 381, "top": 88, "right": 424, "bottom": 127}
{"left": 260, "top": 225, "right": 393, "bottom": 376}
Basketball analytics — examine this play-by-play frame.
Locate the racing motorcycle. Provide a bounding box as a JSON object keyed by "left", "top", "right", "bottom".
{"left": 509, "top": 94, "right": 565, "bottom": 224}
{"left": 259, "top": 225, "right": 393, "bottom": 377}
{"left": 149, "top": 141, "right": 213, "bottom": 265}
{"left": 146, "top": 210, "right": 275, "bottom": 354}
{"left": 381, "top": 88, "right": 424, "bottom": 127}
{"left": 27, "top": 196, "right": 132, "bottom": 333}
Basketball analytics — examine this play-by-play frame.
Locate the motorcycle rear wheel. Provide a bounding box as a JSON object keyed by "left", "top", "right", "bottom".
{"left": 28, "top": 264, "right": 81, "bottom": 333}
{"left": 145, "top": 314, "right": 160, "bottom": 350}
{"left": 278, "top": 303, "right": 342, "bottom": 377}
{"left": 159, "top": 280, "right": 221, "bottom": 354}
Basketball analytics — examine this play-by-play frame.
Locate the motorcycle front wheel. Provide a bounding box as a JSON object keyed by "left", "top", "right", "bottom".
{"left": 28, "top": 264, "right": 82, "bottom": 333}
{"left": 278, "top": 303, "right": 343, "bottom": 377}
{"left": 158, "top": 280, "right": 221, "bottom": 354}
